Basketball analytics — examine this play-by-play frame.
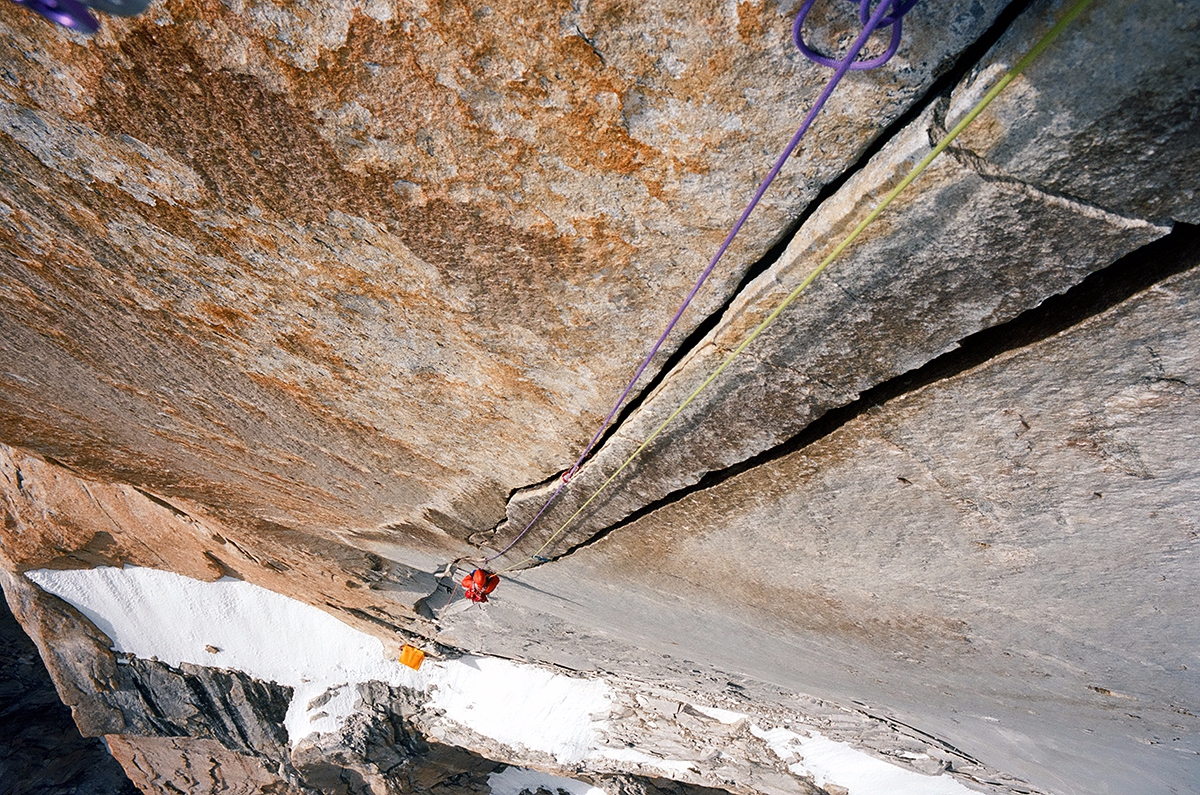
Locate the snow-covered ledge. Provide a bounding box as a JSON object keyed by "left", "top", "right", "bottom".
{"left": 25, "top": 566, "right": 608, "bottom": 759}
{"left": 26, "top": 566, "right": 985, "bottom": 795}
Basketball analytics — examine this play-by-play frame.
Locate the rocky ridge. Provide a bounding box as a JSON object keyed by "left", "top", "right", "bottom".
{"left": 0, "top": 588, "right": 139, "bottom": 795}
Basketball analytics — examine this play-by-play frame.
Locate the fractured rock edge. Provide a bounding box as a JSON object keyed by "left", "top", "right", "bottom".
{"left": 472, "top": 0, "right": 1051, "bottom": 511}
{"left": 550, "top": 220, "right": 1200, "bottom": 565}
{"left": 490, "top": 120, "right": 1170, "bottom": 566}
{"left": 435, "top": 253, "right": 1200, "bottom": 795}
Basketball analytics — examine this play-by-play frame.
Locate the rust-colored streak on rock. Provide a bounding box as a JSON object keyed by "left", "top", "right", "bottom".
{"left": 93, "top": 28, "right": 358, "bottom": 223}
{"left": 91, "top": 10, "right": 583, "bottom": 336}
{"left": 736, "top": 1, "right": 768, "bottom": 45}
{"left": 276, "top": 327, "right": 351, "bottom": 374}
{"left": 196, "top": 302, "right": 253, "bottom": 337}
{"left": 392, "top": 198, "right": 575, "bottom": 333}
{"left": 0, "top": 107, "right": 508, "bottom": 544}
{"left": 290, "top": 4, "right": 651, "bottom": 305}
{"left": 3, "top": 0, "right": 1022, "bottom": 574}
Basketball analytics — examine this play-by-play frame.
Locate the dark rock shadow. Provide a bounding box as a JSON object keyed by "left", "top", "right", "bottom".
{"left": 0, "top": 592, "right": 139, "bottom": 795}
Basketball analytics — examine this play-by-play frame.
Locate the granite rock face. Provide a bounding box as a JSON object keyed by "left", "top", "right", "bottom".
{"left": 286, "top": 682, "right": 504, "bottom": 795}
{"left": 949, "top": 0, "right": 1200, "bottom": 225}
{"left": 105, "top": 735, "right": 305, "bottom": 795}
{"left": 0, "top": 0, "right": 1008, "bottom": 561}
{"left": 440, "top": 251, "right": 1200, "bottom": 795}
{"left": 1, "top": 0, "right": 1198, "bottom": 794}
{"left": 0, "top": 589, "right": 139, "bottom": 795}
{"left": 0, "top": 567, "right": 291, "bottom": 750}
{"left": 490, "top": 0, "right": 1194, "bottom": 563}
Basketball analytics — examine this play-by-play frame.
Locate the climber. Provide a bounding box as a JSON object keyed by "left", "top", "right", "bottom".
{"left": 461, "top": 568, "right": 500, "bottom": 603}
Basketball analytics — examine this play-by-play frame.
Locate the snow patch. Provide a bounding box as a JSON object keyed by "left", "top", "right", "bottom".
{"left": 690, "top": 704, "right": 749, "bottom": 724}
{"left": 488, "top": 766, "right": 606, "bottom": 795}
{"left": 433, "top": 655, "right": 610, "bottom": 764}
{"left": 25, "top": 566, "right": 607, "bottom": 762}
{"left": 26, "top": 566, "right": 980, "bottom": 793}
{"left": 689, "top": 704, "right": 973, "bottom": 794}
{"left": 750, "top": 725, "right": 976, "bottom": 795}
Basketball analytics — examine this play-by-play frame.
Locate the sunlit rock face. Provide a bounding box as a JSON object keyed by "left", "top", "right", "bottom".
{"left": 0, "top": 0, "right": 1008, "bottom": 558}
{"left": 1, "top": 0, "right": 1199, "bottom": 794}
{"left": 491, "top": 0, "right": 1196, "bottom": 561}
{"left": 482, "top": 252, "right": 1200, "bottom": 795}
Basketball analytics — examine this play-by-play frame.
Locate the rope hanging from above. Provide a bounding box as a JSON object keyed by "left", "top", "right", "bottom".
{"left": 483, "top": 0, "right": 924, "bottom": 570}
{"left": 504, "top": 0, "right": 1098, "bottom": 574}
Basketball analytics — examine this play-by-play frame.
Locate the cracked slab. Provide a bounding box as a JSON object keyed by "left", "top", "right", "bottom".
{"left": 0, "top": 0, "right": 1008, "bottom": 563}
{"left": 488, "top": 0, "right": 1188, "bottom": 562}
{"left": 947, "top": 0, "right": 1200, "bottom": 225}
{"left": 452, "top": 258, "right": 1200, "bottom": 795}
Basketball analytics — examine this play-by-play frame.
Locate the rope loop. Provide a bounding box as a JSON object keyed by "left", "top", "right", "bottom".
{"left": 794, "top": 0, "right": 920, "bottom": 71}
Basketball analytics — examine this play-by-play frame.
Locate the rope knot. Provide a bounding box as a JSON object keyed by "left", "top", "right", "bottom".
{"left": 794, "top": 0, "right": 920, "bottom": 71}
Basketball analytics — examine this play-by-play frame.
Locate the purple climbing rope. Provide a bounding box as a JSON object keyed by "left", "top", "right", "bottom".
{"left": 9, "top": 0, "right": 99, "bottom": 33}
{"left": 9, "top": 0, "right": 150, "bottom": 34}
{"left": 487, "top": 0, "right": 920, "bottom": 564}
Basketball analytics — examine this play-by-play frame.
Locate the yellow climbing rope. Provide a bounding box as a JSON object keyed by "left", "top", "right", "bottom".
{"left": 504, "top": 0, "right": 1096, "bottom": 572}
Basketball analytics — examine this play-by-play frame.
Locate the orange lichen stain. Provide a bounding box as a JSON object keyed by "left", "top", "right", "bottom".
{"left": 76, "top": 0, "right": 680, "bottom": 346}
{"left": 300, "top": 4, "right": 678, "bottom": 200}
{"left": 244, "top": 371, "right": 334, "bottom": 414}
{"left": 197, "top": 302, "right": 253, "bottom": 335}
{"left": 91, "top": 23, "right": 360, "bottom": 225}
{"left": 0, "top": 3, "right": 110, "bottom": 110}
{"left": 735, "top": 0, "right": 767, "bottom": 44}
{"left": 566, "top": 214, "right": 637, "bottom": 285}
{"left": 398, "top": 644, "right": 425, "bottom": 670}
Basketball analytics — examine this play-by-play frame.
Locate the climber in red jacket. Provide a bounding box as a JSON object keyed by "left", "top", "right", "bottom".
{"left": 461, "top": 569, "right": 500, "bottom": 603}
